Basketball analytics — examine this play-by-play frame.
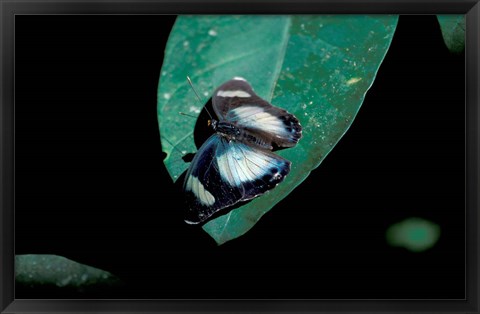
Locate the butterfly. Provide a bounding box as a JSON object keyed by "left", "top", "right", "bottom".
{"left": 184, "top": 77, "right": 302, "bottom": 224}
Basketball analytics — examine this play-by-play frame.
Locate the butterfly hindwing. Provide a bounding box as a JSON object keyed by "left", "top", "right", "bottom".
{"left": 212, "top": 77, "right": 302, "bottom": 148}
{"left": 184, "top": 134, "right": 291, "bottom": 224}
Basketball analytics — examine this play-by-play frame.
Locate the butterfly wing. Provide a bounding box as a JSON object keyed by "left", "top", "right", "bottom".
{"left": 184, "top": 134, "right": 291, "bottom": 224}
{"left": 212, "top": 77, "right": 302, "bottom": 149}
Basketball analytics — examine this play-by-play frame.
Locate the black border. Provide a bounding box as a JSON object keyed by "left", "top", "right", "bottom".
{"left": 2, "top": 1, "right": 479, "bottom": 313}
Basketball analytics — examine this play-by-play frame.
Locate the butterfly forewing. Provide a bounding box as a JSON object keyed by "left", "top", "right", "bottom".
{"left": 212, "top": 77, "right": 302, "bottom": 148}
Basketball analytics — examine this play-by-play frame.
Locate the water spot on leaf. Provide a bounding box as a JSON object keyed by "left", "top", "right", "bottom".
{"left": 189, "top": 106, "right": 200, "bottom": 114}
{"left": 346, "top": 77, "right": 362, "bottom": 85}
{"left": 208, "top": 29, "right": 217, "bottom": 36}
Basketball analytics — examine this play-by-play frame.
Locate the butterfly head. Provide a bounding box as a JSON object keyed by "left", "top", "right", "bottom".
{"left": 207, "top": 119, "right": 218, "bottom": 131}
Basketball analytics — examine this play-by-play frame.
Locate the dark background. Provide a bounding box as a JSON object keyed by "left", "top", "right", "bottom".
{"left": 15, "top": 15, "right": 465, "bottom": 299}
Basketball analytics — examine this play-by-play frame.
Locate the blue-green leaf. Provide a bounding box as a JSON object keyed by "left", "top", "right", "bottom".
{"left": 437, "top": 15, "right": 465, "bottom": 53}
{"left": 16, "top": 254, "right": 122, "bottom": 291}
{"left": 157, "top": 15, "right": 398, "bottom": 245}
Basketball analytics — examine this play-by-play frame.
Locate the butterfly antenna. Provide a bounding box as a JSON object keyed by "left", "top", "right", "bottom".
{"left": 178, "top": 111, "right": 197, "bottom": 119}
{"left": 186, "top": 76, "right": 214, "bottom": 120}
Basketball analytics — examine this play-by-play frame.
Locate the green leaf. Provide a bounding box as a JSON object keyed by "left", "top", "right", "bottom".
{"left": 158, "top": 15, "right": 398, "bottom": 245}
{"left": 386, "top": 218, "right": 441, "bottom": 252}
{"left": 16, "top": 254, "right": 122, "bottom": 291}
{"left": 437, "top": 15, "right": 465, "bottom": 53}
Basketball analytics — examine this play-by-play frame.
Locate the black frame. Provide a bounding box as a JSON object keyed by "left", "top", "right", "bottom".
{"left": 2, "top": 0, "right": 479, "bottom": 313}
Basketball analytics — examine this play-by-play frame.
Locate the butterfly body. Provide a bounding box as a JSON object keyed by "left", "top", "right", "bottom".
{"left": 212, "top": 120, "right": 272, "bottom": 150}
{"left": 184, "top": 77, "right": 302, "bottom": 225}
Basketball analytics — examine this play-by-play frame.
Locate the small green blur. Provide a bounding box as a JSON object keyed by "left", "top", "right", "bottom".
{"left": 386, "top": 217, "right": 440, "bottom": 252}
